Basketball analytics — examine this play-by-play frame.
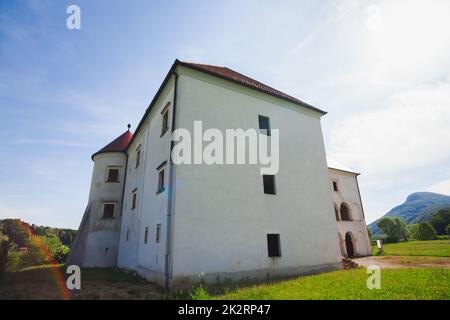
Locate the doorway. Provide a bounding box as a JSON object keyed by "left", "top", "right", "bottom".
{"left": 345, "top": 232, "right": 356, "bottom": 257}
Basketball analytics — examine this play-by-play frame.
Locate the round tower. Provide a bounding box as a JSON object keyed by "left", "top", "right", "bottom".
{"left": 69, "top": 127, "right": 133, "bottom": 267}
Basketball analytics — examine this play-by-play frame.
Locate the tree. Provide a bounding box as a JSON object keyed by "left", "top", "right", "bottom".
{"left": 417, "top": 223, "right": 437, "bottom": 241}
{"left": 53, "top": 245, "right": 70, "bottom": 263}
{"left": 0, "top": 232, "right": 9, "bottom": 273}
{"left": 408, "top": 224, "right": 420, "bottom": 240}
{"left": 0, "top": 219, "right": 30, "bottom": 247}
{"left": 429, "top": 209, "right": 450, "bottom": 235}
{"left": 446, "top": 224, "right": 450, "bottom": 236}
{"left": 377, "top": 217, "right": 409, "bottom": 243}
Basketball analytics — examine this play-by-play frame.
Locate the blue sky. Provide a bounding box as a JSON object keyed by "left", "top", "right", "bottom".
{"left": 1, "top": 0, "right": 450, "bottom": 229}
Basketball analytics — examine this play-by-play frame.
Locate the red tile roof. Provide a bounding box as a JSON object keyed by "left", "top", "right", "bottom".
{"left": 178, "top": 61, "right": 326, "bottom": 115}
{"left": 91, "top": 130, "right": 133, "bottom": 159}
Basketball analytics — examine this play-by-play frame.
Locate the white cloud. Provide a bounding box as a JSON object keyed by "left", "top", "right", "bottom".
{"left": 329, "top": 79, "right": 450, "bottom": 176}
{"left": 427, "top": 179, "right": 450, "bottom": 196}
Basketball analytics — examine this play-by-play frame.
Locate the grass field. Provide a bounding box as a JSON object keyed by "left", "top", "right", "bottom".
{"left": 216, "top": 268, "right": 450, "bottom": 300}
{"left": 372, "top": 240, "right": 450, "bottom": 257}
{"left": 1, "top": 240, "right": 449, "bottom": 300}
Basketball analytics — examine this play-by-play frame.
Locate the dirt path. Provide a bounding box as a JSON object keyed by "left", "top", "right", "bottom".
{"left": 354, "top": 255, "right": 450, "bottom": 269}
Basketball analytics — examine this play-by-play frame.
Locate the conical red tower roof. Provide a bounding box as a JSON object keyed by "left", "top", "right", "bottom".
{"left": 91, "top": 130, "right": 133, "bottom": 160}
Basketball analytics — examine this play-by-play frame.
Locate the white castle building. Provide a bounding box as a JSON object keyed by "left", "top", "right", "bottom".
{"left": 68, "top": 60, "right": 371, "bottom": 288}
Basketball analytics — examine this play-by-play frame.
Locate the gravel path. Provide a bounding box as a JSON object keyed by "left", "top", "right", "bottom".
{"left": 354, "top": 255, "right": 450, "bottom": 269}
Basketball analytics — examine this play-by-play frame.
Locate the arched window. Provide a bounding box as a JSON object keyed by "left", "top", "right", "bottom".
{"left": 340, "top": 203, "right": 352, "bottom": 221}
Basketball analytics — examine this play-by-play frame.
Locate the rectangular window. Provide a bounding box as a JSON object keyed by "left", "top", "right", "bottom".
{"left": 131, "top": 189, "right": 137, "bottom": 210}
{"left": 126, "top": 228, "right": 130, "bottom": 241}
{"left": 144, "top": 227, "right": 149, "bottom": 244}
{"left": 135, "top": 146, "right": 141, "bottom": 169}
{"left": 161, "top": 103, "right": 170, "bottom": 136}
{"left": 156, "top": 161, "right": 167, "bottom": 194}
{"left": 258, "top": 115, "right": 271, "bottom": 136}
{"left": 102, "top": 203, "right": 115, "bottom": 219}
{"left": 267, "top": 234, "right": 281, "bottom": 257}
{"left": 156, "top": 224, "right": 161, "bottom": 243}
{"left": 106, "top": 168, "right": 119, "bottom": 183}
{"left": 333, "top": 181, "right": 338, "bottom": 192}
{"left": 263, "top": 175, "right": 276, "bottom": 195}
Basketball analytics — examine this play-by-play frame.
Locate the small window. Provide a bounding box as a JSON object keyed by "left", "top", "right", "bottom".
{"left": 156, "top": 162, "right": 166, "bottom": 194}
{"left": 126, "top": 228, "right": 130, "bottom": 241}
{"left": 131, "top": 189, "right": 137, "bottom": 210}
{"left": 144, "top": 227, "right": 149, "bottom": 244}
{"left": 333, "top": 181, "right": 338, "bottom": 192}
{"left": 258, "top": 115, "right": 271, "bottom": 136}
{"left": 263, "top": 175, "right": 276, "bottom": 195}
{"left": 135, "top": 147, "right": 141, "bottom": 169}
{"left": 161, "top": 104, "right": 170, "bottom": 136}
{"left": 102, "top": 203, "right": 115, "bottom": 219}
{"left": 156, "top": 224, "right": 161, "bottom": 243}
{"left": 267, "top": 234, "right": 281, "bottom": 257}
{"left": 106, "top": 168, "right": 119, "bottom": 183}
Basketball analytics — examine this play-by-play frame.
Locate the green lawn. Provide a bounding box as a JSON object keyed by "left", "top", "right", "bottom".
{"left": 372, "top": 240, "right": 450, "bottom": 257}
{"left": 216, "top": 268, "right": 450, "bottom": 300}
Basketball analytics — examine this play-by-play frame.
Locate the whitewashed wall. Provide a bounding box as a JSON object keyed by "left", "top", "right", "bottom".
{"left": 329, "top": 168, "right": 371, "bottom": 256}
{"left": 82, "top": 152, "right": 127, "bottom": 267}
{"left": 170, "top": 67, "right": 342, "bottom": 283}
{"left": 116, "top": 77, "right": 175, "bottom": 285}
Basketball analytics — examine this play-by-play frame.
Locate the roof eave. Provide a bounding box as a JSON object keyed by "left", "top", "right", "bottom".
{"left": 177, "top": 61, "right": 327, "bottom": 116}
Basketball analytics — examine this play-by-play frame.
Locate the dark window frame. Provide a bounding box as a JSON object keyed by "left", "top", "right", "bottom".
{"left": 102, "top": 203, "right": 115, "bottom": 219}
{"left": 106, "top": 167, "right": 120, "bottom": 183}
{"left": 131, "top": 189, "right": 137, "bottom": 210}
{"left": 258, "top": 115, "right": 271, "bottom": 136}
{"left": 263, "top": 175, "right": 276, "bottom": 195}
{"left": 156, "top": 224, "right": 161, "bottom": 243}
{"left": 156, "top": 161, "right": 167, "bottom": 194}
{"left": 267, "top": 234, "right": 281, "bottom": 257}
{"left": 144, "top": 227, "right": 149, "bottom": 244}
{"left": 161, "top": 103, "right": 170, "bottom": 137}
{"left": 135, "top": 146, "right": 141, "bottom": 169}
{"left": 333, "top": 181, "right": 338, "bottom": 192}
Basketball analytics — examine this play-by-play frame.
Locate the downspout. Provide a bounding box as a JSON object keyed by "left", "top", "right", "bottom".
{"left": 115, "top": 151, "right": 129, "bottom": 266}
{"left": 165, "top": 72, "right": 179, "bottom": 290}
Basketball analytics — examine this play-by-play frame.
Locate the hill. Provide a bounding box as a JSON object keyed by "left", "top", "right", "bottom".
{"left": 370, "top": 192, "right": 450, "bottom": 235}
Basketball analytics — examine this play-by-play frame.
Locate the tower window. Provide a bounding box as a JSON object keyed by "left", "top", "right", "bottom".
{"left": 333, "top": 181, "right": 338, "bottom": 192}
{"left": 263, "top": 175, "right": 276, "bottom": 195}
{"left": 106, "top": 168, "right": 119, "bottom": 183}
{"left": 161, "top": 103, "right": 170, "bottom": 136}
{"left": 258, "top": 115, "right": 271, "bottom": 136}
{"left": 102, "top": 203, "right": 115, "bottom": 219}
{"left": 131, "top": 189, "right": 137, "bottom": 210}
{"left": 267, "top": 234, "right": 281, "bottom": 257}
{"left": 156, "top": 224, "right": 161, "bottom": 243}
{"left": 126, "top": 228, "right": 130, "bottom": 241}
{"left": 144, "top": 227, "right": 149, "bottom": 244}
